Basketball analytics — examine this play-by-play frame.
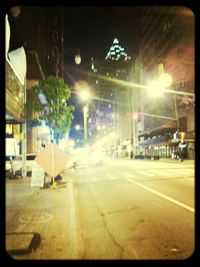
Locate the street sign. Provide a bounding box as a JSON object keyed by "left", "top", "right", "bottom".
{"left": 35, "top": 143, "right": 69, "bottom": 178}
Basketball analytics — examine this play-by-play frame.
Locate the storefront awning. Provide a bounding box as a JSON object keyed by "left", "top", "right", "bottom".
{"left": 139, "top": 136, "right": 169, "bottom": 147}
{"left": 138, "top": 121, "right": 177, "bottom": 137}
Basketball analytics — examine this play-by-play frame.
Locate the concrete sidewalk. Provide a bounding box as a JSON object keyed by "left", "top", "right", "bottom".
{"left": 5, "top": 168, "right": 78, "bottom": 259}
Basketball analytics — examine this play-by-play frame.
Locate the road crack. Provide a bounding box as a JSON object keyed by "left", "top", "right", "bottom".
{"left": 87, "top": 185, "right": 125, "bottom": 258}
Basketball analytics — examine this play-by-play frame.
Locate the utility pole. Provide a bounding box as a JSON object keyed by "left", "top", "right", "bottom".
{"left": 130, "top": 61, "right": 137, "bottom": 156}
{"left": 83, "top": 104, "right": 88, "bottom": 142}
{"left": 132, "top": 87, "right": 136, "bottom": 155}
{"left": 22, "top": 79, "right": 27, "bottom": 178}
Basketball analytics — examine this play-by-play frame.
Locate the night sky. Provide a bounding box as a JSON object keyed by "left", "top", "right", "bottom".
{"left": 62, "top": 6, "right": 142, "bottom": 139}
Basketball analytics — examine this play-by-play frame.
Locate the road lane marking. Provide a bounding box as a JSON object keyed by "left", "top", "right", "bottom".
{"left": 136, "top": 170, "right": 154, "bottom": 177}
{"left": 125, "top": 177, "right": 194, "bottom": 213}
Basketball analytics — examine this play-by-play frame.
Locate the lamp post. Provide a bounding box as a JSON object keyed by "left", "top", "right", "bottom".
{"left": 147, "top": 73, "right": 182, "bottom": 137}
{"left": 83, "top": 104, "right": 88, "bottom": 142}
{"left": 79, "top": 89, "right": 90, "bottom": 143}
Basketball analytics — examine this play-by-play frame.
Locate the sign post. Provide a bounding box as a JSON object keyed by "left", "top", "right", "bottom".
{"left": 35, "top": 143, "right": 69, "bottom": 189}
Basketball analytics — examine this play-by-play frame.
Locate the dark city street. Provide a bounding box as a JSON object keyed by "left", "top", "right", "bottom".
{"left": 5, "top": 5, "right": 195, "bottom": 261}
{"left": 6, "top": 158, "right": 194, "bottom": 259}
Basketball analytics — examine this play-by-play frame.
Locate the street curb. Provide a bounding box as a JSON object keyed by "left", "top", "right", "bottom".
{"left": 6, "top": 232, "right": 41, "bottom": 256}
{"left": 67, "top": 175, "right": 78, "bottom": 258}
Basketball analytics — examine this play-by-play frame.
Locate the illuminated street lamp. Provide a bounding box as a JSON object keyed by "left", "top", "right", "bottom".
{"left": 75, "top": 124, "right": 81, "bottom": 131}
{"left": 75, "top": 49, "right": 81, "bottom": 65}
{"left": 147, "top": 73, "right": 172, "bottom": 97}
{"left": 147, "top": 80, "right": 165, "bottom": 97}
{"left": 80, "top": 89, "right": 90, "bottom": 101}
{"left": 64, "top": 48, "right": 81, "bottom": 65}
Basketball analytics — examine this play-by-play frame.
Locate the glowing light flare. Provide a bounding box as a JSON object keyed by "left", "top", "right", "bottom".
{"left": 80, "top": 89, "right": 90, "bottom": 102}
{"left": 147, "top": 80, "right": 165, "bottom": 97}
{"left": 75, "top": 80, "right": 91, "bottom": 99}
{"left": 75, "top": 124, "right": 81, "bottom": 131}
{"left": 88, "top": 72, "right": 146, "bottom": 89}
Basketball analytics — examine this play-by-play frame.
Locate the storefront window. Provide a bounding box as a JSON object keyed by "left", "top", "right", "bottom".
{"left": 6, "top": 124, "right": 13, "bottom": 135}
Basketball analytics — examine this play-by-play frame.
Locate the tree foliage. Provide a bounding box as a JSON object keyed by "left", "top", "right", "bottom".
{"left": 26, "top": 76, "right": 75, "bottom": 143}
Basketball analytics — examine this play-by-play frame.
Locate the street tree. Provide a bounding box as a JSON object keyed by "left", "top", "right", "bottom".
{"left": 26, "top": 76, "right": 75, "bottom": 144}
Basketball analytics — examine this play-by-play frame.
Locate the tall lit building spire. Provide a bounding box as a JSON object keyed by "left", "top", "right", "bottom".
{"left": 105, "top": 38, "right": 131, "bottom": 61}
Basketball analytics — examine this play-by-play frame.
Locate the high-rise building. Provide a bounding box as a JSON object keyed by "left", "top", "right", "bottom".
{"left": 89, "top": 38, "right": 133, "bottom": 154}
{"left": 136, "top": 6, "right": 195, "bottom": 159}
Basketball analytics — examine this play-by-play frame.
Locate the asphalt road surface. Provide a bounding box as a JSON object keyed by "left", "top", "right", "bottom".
{"left": 70, "top": 158, "right": 194, "bottom": 259}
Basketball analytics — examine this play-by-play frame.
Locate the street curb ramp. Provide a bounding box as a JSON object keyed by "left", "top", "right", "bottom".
{"left": 6, "top": 232, "right": 41, "bottom": 256}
